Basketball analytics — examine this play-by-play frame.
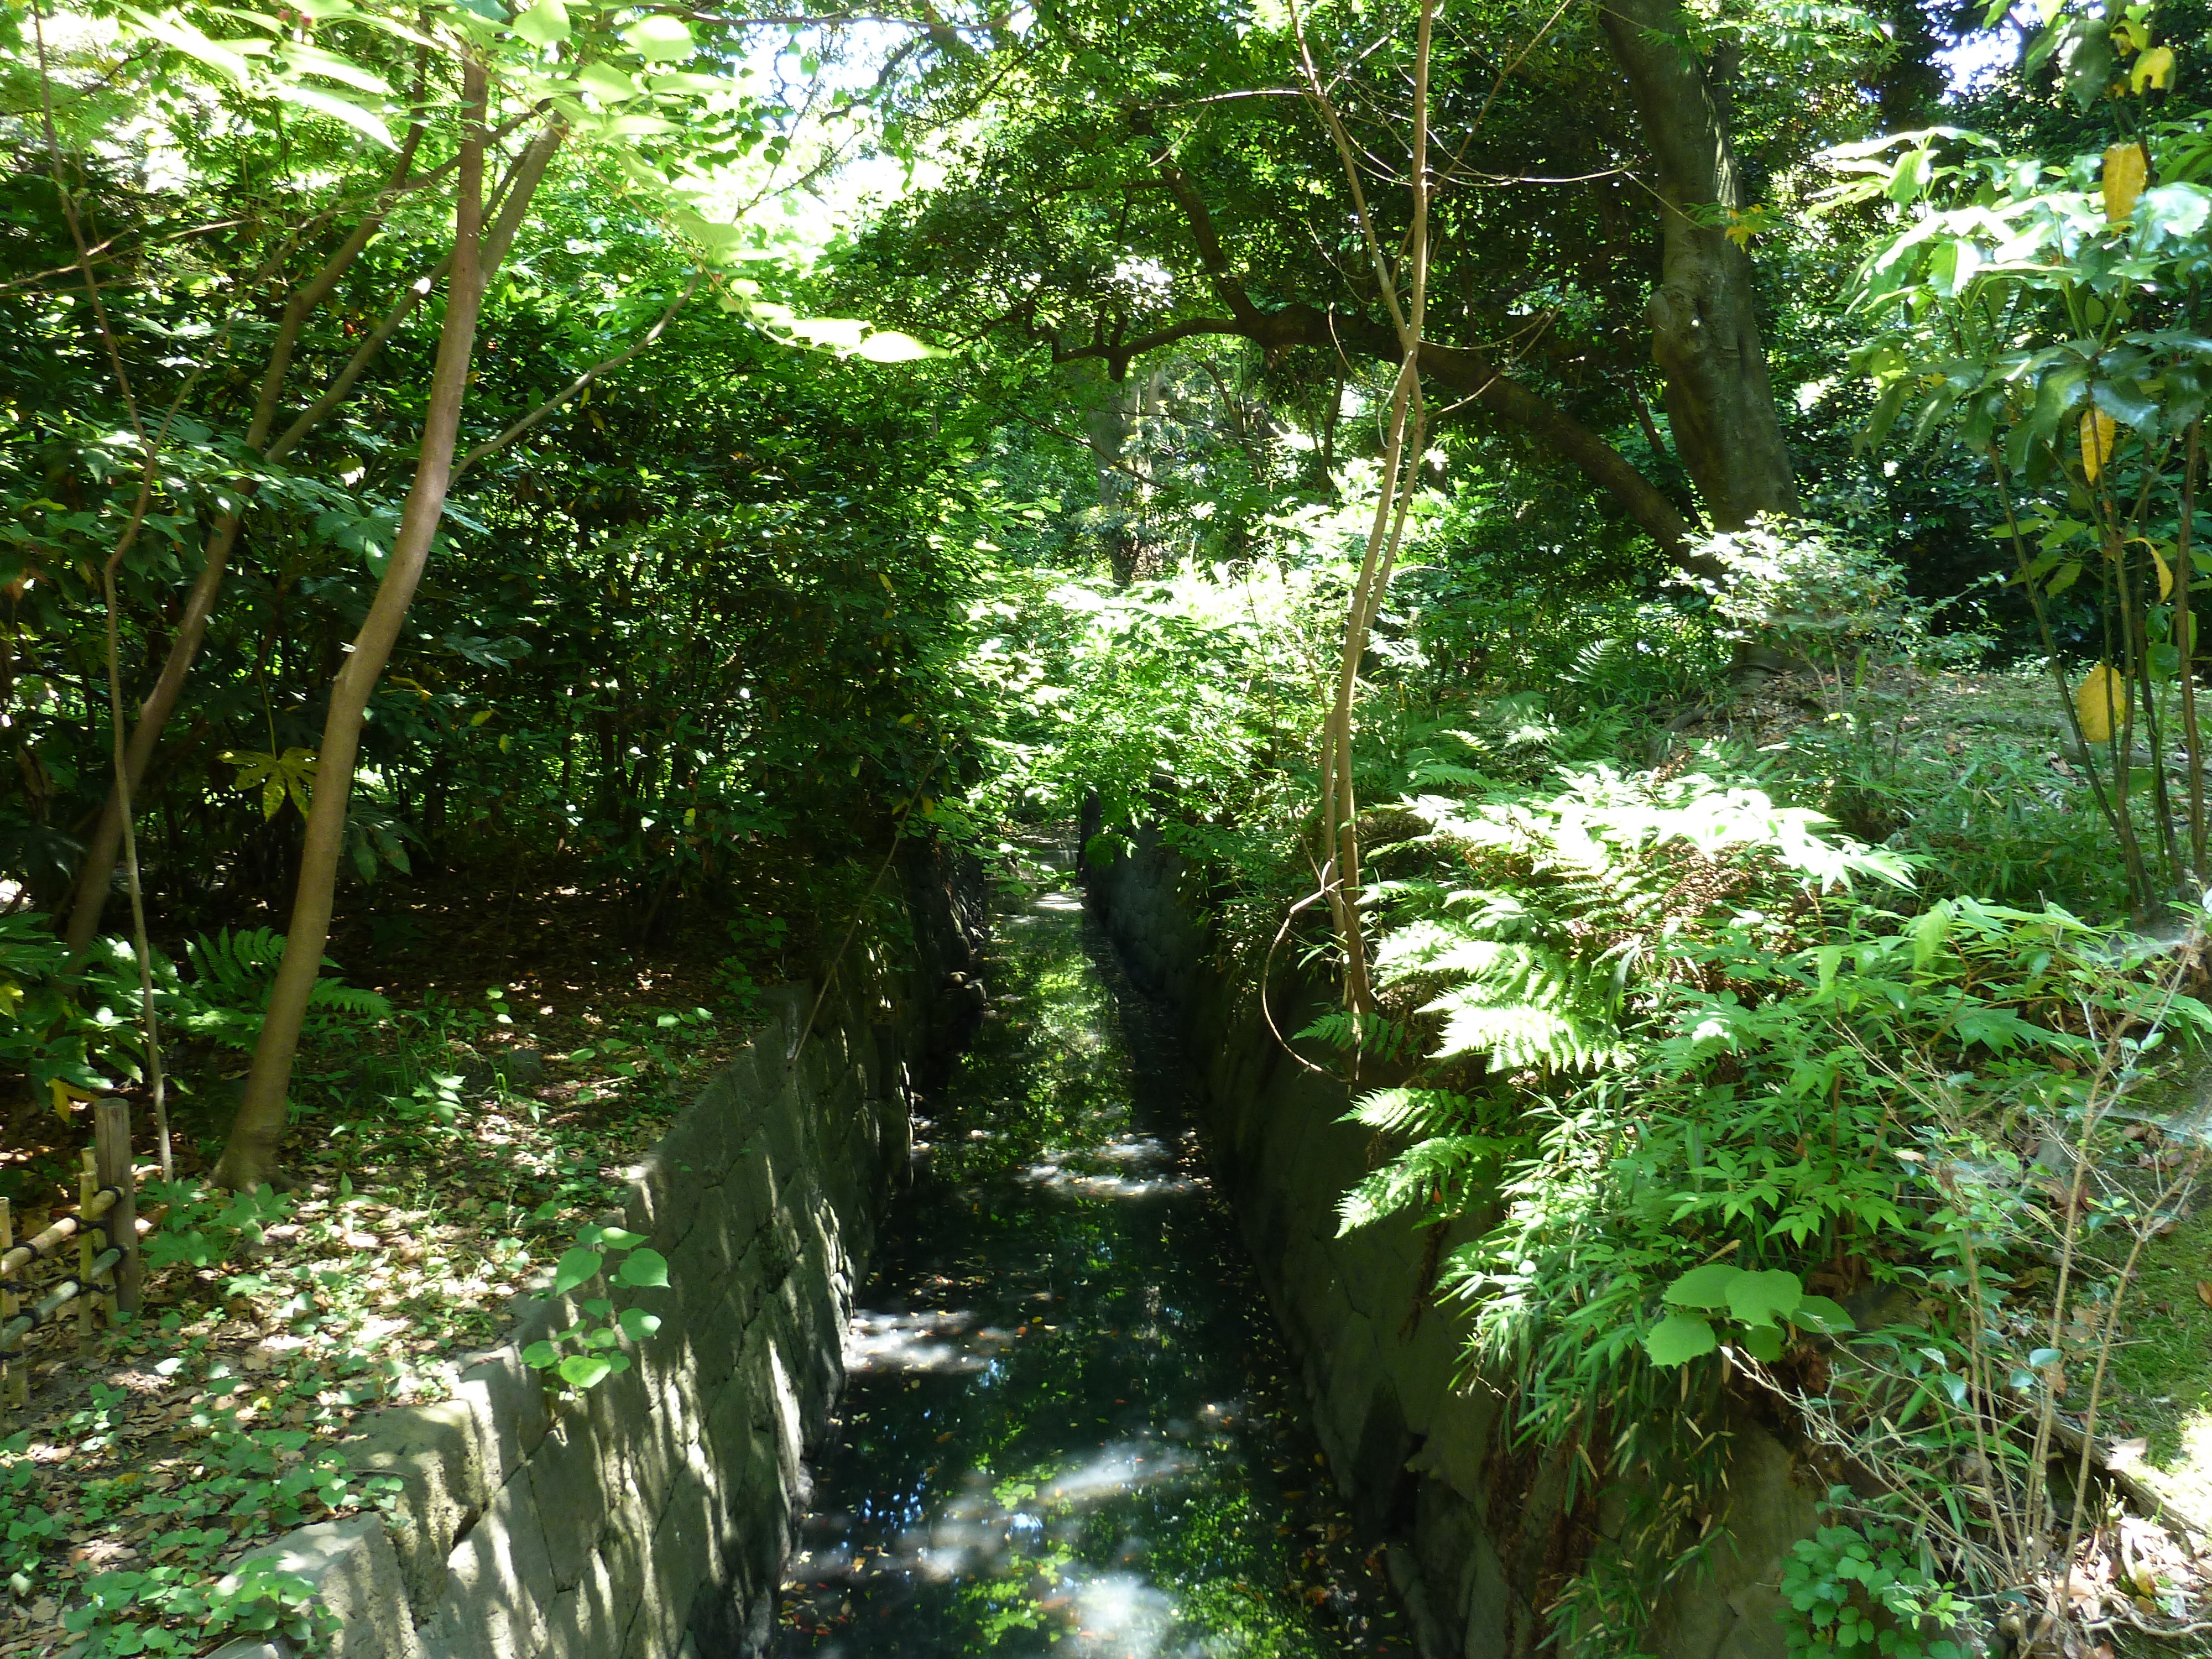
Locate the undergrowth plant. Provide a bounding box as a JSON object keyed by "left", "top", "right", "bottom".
{"left": 1313, "top": 744, "right": 2211, "bottom": 1650}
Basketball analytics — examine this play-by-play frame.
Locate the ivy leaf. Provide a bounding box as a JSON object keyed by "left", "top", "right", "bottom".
{"left": 520, "top": 1340, "right": 561, "bottom": 1369}
{"left": 613, "top": 1247, "right": 669, "bottom": 1289}
{"left": 1644, "top": 1313, "right": 1718, "bottom": 1368}
{"left": 618, "top": 1308, "right": 662, "bottom": 1342}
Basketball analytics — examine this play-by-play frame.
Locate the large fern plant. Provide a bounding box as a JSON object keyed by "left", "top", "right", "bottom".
{"left": 1369, "top": 765, "right": 1910, "bottom": 1073}
{"left": 179, "top": 928, "right": 392, "bottom": 1050}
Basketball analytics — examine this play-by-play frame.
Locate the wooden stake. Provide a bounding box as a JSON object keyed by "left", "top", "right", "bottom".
{"left": 94, "top": 1099, "right": 139, "bottom": 1320}
{"left": 79, "top": 1149, "right": 97, "bottom": 1343}
{"left": 0, "top": 1198, "right": 15, "bottom": 1411}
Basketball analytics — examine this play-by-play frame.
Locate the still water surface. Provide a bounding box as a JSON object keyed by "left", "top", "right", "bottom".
{"left": 773, "top": 849, "right": 1410, "bottom": 1658}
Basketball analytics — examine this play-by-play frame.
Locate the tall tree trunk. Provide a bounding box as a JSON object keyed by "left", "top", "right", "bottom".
{"left": 1595, "top": 0, "right": 1796, "bottom": 529}
{"left": 214, "top": 63, "right": 500, "bottom": 1191}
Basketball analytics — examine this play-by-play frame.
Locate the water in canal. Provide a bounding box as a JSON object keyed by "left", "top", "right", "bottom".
{"left": 774, "top": 848, "right": 1411, "bottom": 1658}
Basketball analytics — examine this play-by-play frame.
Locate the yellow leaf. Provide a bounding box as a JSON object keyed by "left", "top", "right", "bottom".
{"left": 470, "top": 709, "right": 494, "bottom": 727}
{"left": 2075, "top": 661, "right": 2128, "bottom": 744}
{"left": 2154, "top": 545, "right": 2174, "bottom": 601}
{"left": 2081, "top": 408, "right": 2117, "bottom": 481}
{"left": 2133, "top": 45, "right": 2174, "bottom": 92}
{"left": 49, "top": 1077, "right": 93, "bottom": 1121}
{"left": 2103, "top": 142, "right": 2148, "bottom": 222}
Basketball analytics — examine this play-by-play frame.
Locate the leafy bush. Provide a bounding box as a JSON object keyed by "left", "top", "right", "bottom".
{"left": 1779, "top": 1495, "right": 1971, "bottom": 1657}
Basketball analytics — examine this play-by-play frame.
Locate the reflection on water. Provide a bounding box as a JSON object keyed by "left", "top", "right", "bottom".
{"left": 774, "top": 846, "right": 1410, "bottom": 1658}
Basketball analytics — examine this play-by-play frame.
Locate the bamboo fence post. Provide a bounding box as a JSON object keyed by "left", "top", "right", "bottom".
{"left": 0, "top": 1198, "right": 14, "bottom": 1411}
{"left": 94, "top": 1099, "right": 139, "bottom": 1320}
{"left": 77, "top": 1149, "right": 97, "bottom": 1343}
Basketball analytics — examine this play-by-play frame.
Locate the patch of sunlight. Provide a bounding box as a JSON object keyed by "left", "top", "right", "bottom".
{"left": 845, "top": 1308, "right": 990, "bottom": 1374}
{"left": 1069, "top": 1571, "right": 1180, "bottom": 1657}
{"left": 2110, "top": 1412, "right": 2212, "bottom": 1535}
{"left": 1046, "top": 1441, "right": 1199, "bottom": 1504}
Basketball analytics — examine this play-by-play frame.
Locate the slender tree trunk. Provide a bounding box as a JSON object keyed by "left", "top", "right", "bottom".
{"left": 1595, "top": 0, "right": 1796, "bottom": 529}
{"left": 215, "top": 64, "right": 499, "bottom": 1191}
{"left": 61, "top": 123, "right": 432, "bottom": 953}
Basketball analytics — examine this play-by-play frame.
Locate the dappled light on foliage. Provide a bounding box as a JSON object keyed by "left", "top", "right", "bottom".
{"left": 11, "top": 0, "right": 2212, "bottom": 1647}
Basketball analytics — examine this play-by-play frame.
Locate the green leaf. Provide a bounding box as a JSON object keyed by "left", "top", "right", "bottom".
{"left": 618, "top": 1307, "right": 662, "bottom": 1342}
{"left": 1663, "top": 1263, "right": 1745, "bottom": 1311}
{"left": 1644, "top": 1312, "right": 1718, "bottom": 1368}
{"left": 272, "top": 80, "right": 394, "bottom": 149}
{"left": 613, "top": 1247, "right": 669, "bottom": 1289}
{"left": 623, "top": 14, "right": 693, "bottom": 59}
{"left": 552, "top": 1247, "right": 604, "bottom": 1296}
{"left": 556, "top": 1353, "right": 614, "bottom": 1389}
{"left": 575, "top": 63, "right": 640, "bottom": 103}
{"left": 512, "top": 0, "right": 568, "bottom": 44}
{"left": 1911, "top": 902, "right": 1952, "bottom": 971}
{"left": 597, "top": 1227, "right": 647, "bottom": 1249}
{"left": 1791, "top": 1295, "right": 1856, "bottom": 1335}
{"left": 1726, "top": 1269, "right": 1804, "bottom": 1328}
{"left": 2091, "top": 379, "right": 2162, "bottom": 433}
{"left": 520, "top": 1340, "right": 561, "bottom": 1369}
{"left": 855, "top": 331, "right": 941, "bottom": 363}
{"left": 1741, "top": 1322, "right": 1786, "bottom": 1361}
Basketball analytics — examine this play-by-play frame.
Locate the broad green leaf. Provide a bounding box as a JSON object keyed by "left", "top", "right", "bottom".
{"left": 1663, "top": 1264, "right": 1744, "bottom": 1310}
{"left": 520, "top": 1340, "right": 561, "bottom": 1369}
{"left": 1910, "top": 903, "right": 1952, "bottom": 971}
{"left": 512, "top": 0, "right": 568, "bottom": 44}
{"left": 557, "top": 1353, "right": 614, "bottom": 1389}
{"left": 273, "top": 80, "right": 395, "bottom": 149}
{"left": 552, "top": 1246, "right": 604, "bottom": 1296}
{"left": 1725, "top": 1269, "right": 1804, "bottom": 1328}
{"left": 618, "top": 1307, "right": 662, "bottom": 1342}
{"left": 1644, "top": 1313, "right": 1718, "bottom": 1368}
{"left": 789, "top": 316, "right": 869, "bottom": 350}
{"left": 1792, "top": 1294, "right": 1856, "bottom": 1334}
{"left": 123, "top": 8, "right": 254, "bottom": 84}
{"left": 597, "top": 1226, "right": 647, "bottom": 1249}
{"left": 1741, "top": 1322, "right": 1786, "bottom": 1361}
{"left": 855, "top": 330, "right": 940, "bottom": 363}
{"left": 623, "top": 14, "right": 692, "bottom": 59}
{"left": 576, "top": 62, "right": 641, "bottom": 102}
{"left": 613, "top": 1247, "right": 669, "bottom": 1289}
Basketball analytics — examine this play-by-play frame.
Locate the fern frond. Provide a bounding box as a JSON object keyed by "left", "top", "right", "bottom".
{"left": 1343, "top": 1087, "right": 1496, "bottom": 1138}
{"left": 1337, "top": 1134, "right": 1518, "bottom": 1235}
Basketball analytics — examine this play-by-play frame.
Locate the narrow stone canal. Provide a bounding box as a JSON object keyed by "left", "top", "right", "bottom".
{"left": 773, "top": 847, "right": 1411, "bottom": 1657}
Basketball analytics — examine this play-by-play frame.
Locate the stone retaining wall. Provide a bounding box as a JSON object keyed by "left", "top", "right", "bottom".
{"left": 1084, "top": 822, "right": 1816, "bottom": 1659}
{"left": 213, "top": 857, "right": 980, "bottom": 1659}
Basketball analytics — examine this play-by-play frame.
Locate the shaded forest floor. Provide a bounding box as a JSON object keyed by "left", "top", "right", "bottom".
{"left": 0, "top": 865, "right": 827, "bottom": 1657}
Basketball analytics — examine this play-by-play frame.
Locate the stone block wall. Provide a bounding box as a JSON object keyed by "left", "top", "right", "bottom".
{"left": 1084, "top": 824, "right": 1818, "bottom": 1659}
{"left": 212, "top": 860, "right": 981, "bottom": 1659}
